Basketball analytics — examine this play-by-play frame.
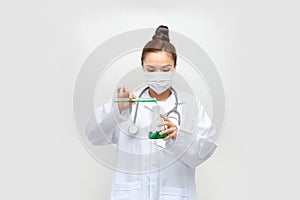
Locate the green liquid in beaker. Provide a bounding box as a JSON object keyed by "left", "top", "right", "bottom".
{"left": 148, "top": 130, "right": 168, "bottom": 139}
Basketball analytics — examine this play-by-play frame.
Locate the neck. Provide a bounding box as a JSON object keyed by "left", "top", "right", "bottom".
{"left": 148, "top": 88, "right": 172, "bottom": 101}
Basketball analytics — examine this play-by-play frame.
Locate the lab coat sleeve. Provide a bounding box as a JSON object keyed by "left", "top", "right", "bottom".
{"left": 166, "top": 101, "right": 218, "bottom": 168}
{"left": 84, "top": 100, "right": 131, "bottom": 145}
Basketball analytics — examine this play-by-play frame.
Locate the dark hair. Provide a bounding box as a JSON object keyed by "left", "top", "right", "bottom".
{"left": 141, "top": 25, "right": 177, "bottom": 66}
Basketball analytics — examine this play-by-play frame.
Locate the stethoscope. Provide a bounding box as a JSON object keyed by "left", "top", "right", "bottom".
{"left": 128, "top": 86, "right": 181, "bottom": 135}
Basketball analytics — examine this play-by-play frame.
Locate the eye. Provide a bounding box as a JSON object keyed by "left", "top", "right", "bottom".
{"left": 148, "top": 70, "right": 155, "bottom": 72}
{"left": 163, "top": 69, "right": 170, "bottom": 72}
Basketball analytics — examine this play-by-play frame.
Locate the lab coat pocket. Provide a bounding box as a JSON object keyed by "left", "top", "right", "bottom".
{"left": 114, "top": 181, "right": 142, "bottom": 200}
{"left": 160, "top": 186, "right": 192, "bottom": 200}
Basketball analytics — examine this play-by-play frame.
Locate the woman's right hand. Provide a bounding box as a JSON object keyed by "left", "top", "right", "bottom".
{"left": 117, "top": 86, "right": 136, "bottom": 113}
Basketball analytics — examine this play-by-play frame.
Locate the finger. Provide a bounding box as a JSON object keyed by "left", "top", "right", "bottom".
{"left": 117, "top": 87, "right": 121, "bottom": 93}
{"left": 125, "top": 87, "right": 132, "bottom": 98}
{"left": 128, "top": 92, "right": 136, "bottom": 105}
{"left": 156, "top": 122, "right": 165, "bottom": 127}
{"left": 125, "top": 87, "right": 130, "bottom": 94}
{"left": 157, "top": 120, "right": 177, "bottom": 128}
{"left": 160, "top": 127, "right": 176, "bottom": 135}
{"left": 119, "top": 87, "right": 129, "bottom": 98}
{"left": 121, "top": 86, "right": 126, "bottom": 94}
{"left": 157, "top": 121, "right": 172, "bottom": 127}
{"left": 160, "top": 114, "right": 171, "bottom": 122}
{"left": 129, "top": 92, "right": 136, "bottom": 99}
{"left": 118, "top": 86, "right": 125, "bottom": 95}
{"left": 163, "top": 132, "right": 176, "bottom": 141}
{"left": 117, "top": 87, "right": 123, "bottom": 97}
{"left": 119, "top": 86, "right": 124, "bottom": 94}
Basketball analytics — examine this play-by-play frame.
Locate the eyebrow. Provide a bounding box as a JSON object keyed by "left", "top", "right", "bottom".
{"left": 144, "top": 64, "right": 172, "bottom": 68}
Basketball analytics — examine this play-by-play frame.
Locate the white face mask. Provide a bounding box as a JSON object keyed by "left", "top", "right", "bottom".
{"left": 143, "top": 71, "right": 175, "bottom": 95}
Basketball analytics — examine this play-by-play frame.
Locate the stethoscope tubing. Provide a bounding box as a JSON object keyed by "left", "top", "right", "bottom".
{"left": 133, "top": 87, "right": 181, "bottom": 125}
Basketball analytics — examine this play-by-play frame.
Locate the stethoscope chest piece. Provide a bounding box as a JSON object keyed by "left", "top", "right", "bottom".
{"left": 128, "top": 124, "right": 138, "bottom": 135}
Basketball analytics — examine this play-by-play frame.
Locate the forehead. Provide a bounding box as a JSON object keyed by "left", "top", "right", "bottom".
{"left": 143, "top": 51, "right": 174, "bottom": 66}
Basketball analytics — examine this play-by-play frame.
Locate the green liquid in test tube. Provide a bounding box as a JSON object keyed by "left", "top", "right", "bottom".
{"left": 114, "top": 98, "right": 157, "bottom": 103}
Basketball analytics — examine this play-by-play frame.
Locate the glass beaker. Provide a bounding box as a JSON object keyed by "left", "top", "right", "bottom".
{"left": 148, "top": 105, "right": 168, "bottom": 139}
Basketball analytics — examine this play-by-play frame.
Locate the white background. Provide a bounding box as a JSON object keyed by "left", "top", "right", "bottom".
{"left": 1, "top": 0, "right": 299, "bottom": 199}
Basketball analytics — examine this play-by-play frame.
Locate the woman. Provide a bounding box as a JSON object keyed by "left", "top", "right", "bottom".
{"left": 85, "top": 25, "right": 217, "bottom": 200}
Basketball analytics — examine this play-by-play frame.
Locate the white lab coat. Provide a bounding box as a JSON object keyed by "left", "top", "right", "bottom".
{"left": 85, "top": 88, "right": 218, "bottom": 200}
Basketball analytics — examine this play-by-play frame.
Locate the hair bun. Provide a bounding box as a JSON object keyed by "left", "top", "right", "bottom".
{"left": 152, "top": 25, "right": 170, "bottom": 42}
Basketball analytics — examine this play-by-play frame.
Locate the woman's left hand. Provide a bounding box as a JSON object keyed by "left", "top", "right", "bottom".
{"left": 158, "top": 114, "right": 178, "bottom": 141}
